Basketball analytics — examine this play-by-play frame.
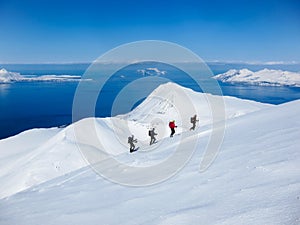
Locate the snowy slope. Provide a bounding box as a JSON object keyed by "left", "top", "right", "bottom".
{"left": 213, "top": 68, "right": 300, "bottom": 87}
{"left": 0, "top": 127, "right": 87, "bottom": 199}
{"left": 0, "top": 83, "right": 299, "bottom": 225}
{"left": 0, "top": 83, "right": 269, "bottom": 198}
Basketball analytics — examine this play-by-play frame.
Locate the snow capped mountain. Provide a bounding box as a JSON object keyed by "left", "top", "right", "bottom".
{"left": 213, "top": 68, "right": 300, "bottom": 87}
{"left": 137, "top": 67, "right": 167, "bottom": 76}
{"left": 0, "top": 68, "right": 84, "bottom": 83}
{"left": 126, "top": 82, "right": 271, "bottom": 123}
{"left": 0, "top": 68, "right": 23, "bottom": 82}
{"left": 0, "top": 83, "right": 299, "bottom": 225}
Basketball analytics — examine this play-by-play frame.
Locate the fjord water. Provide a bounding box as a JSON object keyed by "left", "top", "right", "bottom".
{"left": 0, "top": 63, "right": 300, "bottom": 139}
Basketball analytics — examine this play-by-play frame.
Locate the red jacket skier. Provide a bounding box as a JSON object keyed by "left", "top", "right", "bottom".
{"left": 169, "top": 120, "right": 177, "bottom": 137}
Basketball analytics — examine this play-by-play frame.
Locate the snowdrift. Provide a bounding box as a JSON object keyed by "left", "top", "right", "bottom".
{"left": 0, "top": 83, "right": 299, "bottom": 225}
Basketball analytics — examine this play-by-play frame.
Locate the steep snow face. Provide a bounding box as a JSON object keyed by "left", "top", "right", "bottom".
{"left": 213, "top": 68, "right": 300, "bottom": 87}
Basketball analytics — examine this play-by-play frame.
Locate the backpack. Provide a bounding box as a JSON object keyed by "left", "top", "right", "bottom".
{"left": 128, "top": 137, "right": 132, "bottom": 143}
{"left": 148, "top": 130, "right": 151, "bottom": 136}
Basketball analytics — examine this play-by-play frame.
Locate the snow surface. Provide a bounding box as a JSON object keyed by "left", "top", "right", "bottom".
{"left": 0, "top": 68, "right": 85, "bottom": 83}
{"left": 213, "top": 68, "right": 300, "bottom": 87}
{"left": 0, "top": 83, "right": 299, "bottom": 225}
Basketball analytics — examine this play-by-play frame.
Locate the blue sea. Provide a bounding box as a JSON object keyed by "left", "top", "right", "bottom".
{"left": 1, "top": 62, "right": 300, "bottom": 140}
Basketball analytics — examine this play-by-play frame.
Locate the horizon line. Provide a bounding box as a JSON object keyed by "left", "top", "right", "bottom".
{"left": 0, "top": 60, "right": 299, "bottom": 65}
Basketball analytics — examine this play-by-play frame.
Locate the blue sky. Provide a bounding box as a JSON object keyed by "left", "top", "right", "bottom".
{"left": 0, "top": 0, "right": 299, "bottom": 63}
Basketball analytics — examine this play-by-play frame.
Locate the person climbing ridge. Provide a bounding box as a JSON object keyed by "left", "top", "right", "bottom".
{"left": 149, "top": 128, "right": 158, "bottom": 145}
{"left": 169, "top": 120, "right": 177, "bottom": 137}
{"left": 128, "top": 135, "right": 138, "bottom": 153}
{"left": 189, "top": 114, "right": 199, "bottom": 131}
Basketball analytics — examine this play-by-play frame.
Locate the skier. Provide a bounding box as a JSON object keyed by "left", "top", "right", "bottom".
{"left": 169, "top": 120, "right": 177, "bottom": 137}
{"left": 128, "top": 135, "right": 138, "bottom": 153}
{"left": 189, "top": 114, "right": 199, "bottom": 131}
{"left": 149, "top": 128, "right": 158, "bottom": 145}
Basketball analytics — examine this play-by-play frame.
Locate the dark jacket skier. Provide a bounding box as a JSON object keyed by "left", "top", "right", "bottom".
{"left": 190, "top": 114, "right": 199, "bottom": 131}
{"left": 149, "top": 128, "right": 157, "bottom": 145}
{"left": 128, "top": 135, "right": 137, "bottom": 153}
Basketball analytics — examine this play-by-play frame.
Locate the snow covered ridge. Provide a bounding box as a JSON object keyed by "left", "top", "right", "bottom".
{"left": 0, "top": 83, "right": 300, "bottom": 224}
{"left": 213, "top": 68, "right": 300, "bottom": 87}
{"left": 0, "top": 68, "right": 87, "bottom": 83}
{"left": 0, "top": 82, "right": 271, "bottom": 199}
